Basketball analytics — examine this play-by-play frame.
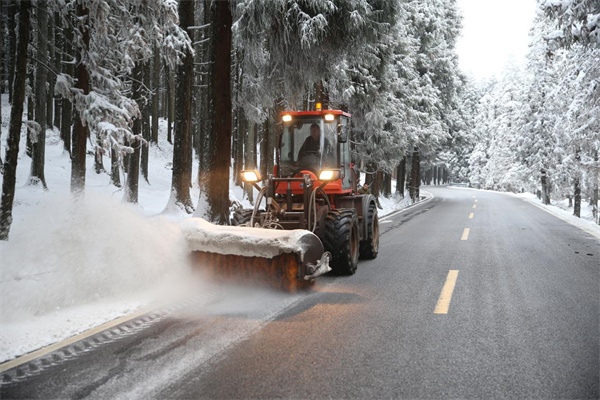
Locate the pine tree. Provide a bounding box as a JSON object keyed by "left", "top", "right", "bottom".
{"left": 169, "top": 0, "right": 195, "bottom": 213}
{"left": 69, "top": 2, "right": 90, "bottom": 196}
{"left": 200, "top": 0, "right": 233, "bottom": 224}
{"left": 0, "top": 1, "right": 30, "bottom": 240}
{"left": 29, "top": 0, "right": 49, "bottom": 190}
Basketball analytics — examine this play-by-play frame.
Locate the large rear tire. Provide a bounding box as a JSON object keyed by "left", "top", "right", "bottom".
{"left": 322, "top": 209, "right": 359, "bottom": 275}
{"left": 360, "top": 201, "right": 379, "bottom": 259}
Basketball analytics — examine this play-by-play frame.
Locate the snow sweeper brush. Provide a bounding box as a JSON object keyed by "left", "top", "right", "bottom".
{"left": 180, "top": 218, "right": 331, "bottom": 292}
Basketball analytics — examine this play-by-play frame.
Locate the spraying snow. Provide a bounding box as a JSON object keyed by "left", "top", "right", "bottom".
{"left": 0, "top": 194, "right": 194, "bottom": 360}
{"left": 1, "top": 194, "right": 191, "bottom": 321}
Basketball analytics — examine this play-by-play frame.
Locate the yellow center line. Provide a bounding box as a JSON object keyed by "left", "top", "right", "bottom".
{"left": 468, "top": 213, "right": 474, "bottom": 219}
{"left": 461, "top": 228, "right": 470, "bottom": 240}
{"left": 472, "top": 204, "right": 477, "bottom": 209}
{"left": 434, "top": 270, "right": 459, "bottom": 314}
{"left": 474, "top": 199, "right": 478, "bottom": 203}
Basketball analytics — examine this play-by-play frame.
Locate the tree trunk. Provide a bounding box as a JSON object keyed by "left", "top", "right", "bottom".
{"left": 168, "top": 67, "right": 174, "bottom": 144}
{"left": 94, "top": 143, "right": 104, "bottom": 174}
{"left": 573, "top": 180, "right": 581, "bottom": 218}
{"left": 573, "top": 148, "right": 581, "bottom": 218}
{"left": 232, "top": 49, "right": 244, "bottom": 187}
{"left": 540, "top": 168, "right": 550, "bottom": 205}
{"left": 202, "top": 0, "right": 232, "bottom": 224}
{"left": 409, "top": 147, "right": 420, "bottom": 202}
{"left": 372, "top": 170, "right": 382, "bottom": 198}
{"left": 314, "top": 80, "right": 329, "bottom": 110}
{"left": 0, "top": 0, "right": 3, "bottom": 170}
{"left": 260, "top": 118, "right": 270, "bottom": 179}
{"left": 383, "top": 171, "right": 392, "bottom": 198}
{"left": 0, "top": 1, "right": 29, "bottom": 240}
{"left": 197, "top": 0, "right": 214, "bottom": 188}
{"left": 60, "top": 20, "right": 73, "bottom": 154}
{"left": 111, "top": 145, "right": 121, "bottom": 188}
{"left": 396, "top": 158, "right": 405, "bottom": 197}
{"left": 53, "top": 12, "right": 62, "bottom": 128}
{"left": 151, "top": 42, "right": 159, "bottom": 144}
{"left": 593, "top": 151, "right": 599, "bottom": 224}
{"left": 244, "top": 121, "right": 257, "bottom": 204}
{"left": 70, "top": 3, "right": 90, "bottom": 196}
{"left": 30, "top": 0, "right": 48, "bottom": 189}
{"left": 126, "top": 63, "right": 143, "bottom": 204}
{"left": 141, "top": 61, "right": 150, "bottom": 183}
{"left": 0, "top": 0, "right": 3, "bottom": 95}
{"left": 170, "top": 0, "right": 194, "bottom": 213}
{"left": 161, "top": 61, "right": 167, "bottom": 119}
{"left": 26, "top": 68, "right": 33, "bottom": 157}
{"left": 46, "top": 10, "right": 54, "bottom": 128}
{"left": 234, "top": 110, "right": 246, "bottom": 187}
{"left": 7, "top": 0, "right": 16, "bottom": 103}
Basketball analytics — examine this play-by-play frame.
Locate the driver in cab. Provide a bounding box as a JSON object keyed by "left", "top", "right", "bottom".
{"left": 297, "top": 123, "right": 331, "bottom": 170}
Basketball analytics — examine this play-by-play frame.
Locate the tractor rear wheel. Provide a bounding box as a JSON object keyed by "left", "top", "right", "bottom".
{"left": 360, "top": 201, "right": 379, "bottom": 259}
{"left": 230, "top": 209, "right": 254, "bottom": 226}
{"left": 322, "top": 209, "right": 359, "bottom": 275}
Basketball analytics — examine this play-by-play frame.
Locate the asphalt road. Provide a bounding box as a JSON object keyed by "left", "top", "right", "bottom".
{"left": 2, "top": 186, "right": 599, "bottom": 399}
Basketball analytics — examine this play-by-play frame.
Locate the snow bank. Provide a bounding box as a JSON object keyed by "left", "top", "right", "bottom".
{"left": 0, "top": 194, "right": 191, "bottom": 323}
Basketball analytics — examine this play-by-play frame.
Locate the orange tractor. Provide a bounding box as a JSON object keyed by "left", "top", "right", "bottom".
{"left": 228, "top": 107, "right": 380, "bottom": 288}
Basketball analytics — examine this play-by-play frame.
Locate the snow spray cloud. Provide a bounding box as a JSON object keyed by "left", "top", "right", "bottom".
{"left": 0, "top": 194, "right": 192, "bottom": 321}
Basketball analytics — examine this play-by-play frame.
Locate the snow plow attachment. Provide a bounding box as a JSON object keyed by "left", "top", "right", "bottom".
{"left": 180, "top": 218, "right": 331, "bottom": 292}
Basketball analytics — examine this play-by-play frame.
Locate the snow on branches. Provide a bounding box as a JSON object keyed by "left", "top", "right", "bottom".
{"left": 52, "top": 0, "right": 190, "bottom": 161}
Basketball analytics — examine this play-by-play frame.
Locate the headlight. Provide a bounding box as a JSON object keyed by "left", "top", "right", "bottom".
{"left": 324, "top": 114, "right": 335, "bottom": 122}
{"left": 319, "top": 170, "right": 340, "bottom": 181}
{"left": 241, "top": 170, "right": 261, "bottom": 182}
{"left": 282, "top": 114, "right": 292, "bottom": 122}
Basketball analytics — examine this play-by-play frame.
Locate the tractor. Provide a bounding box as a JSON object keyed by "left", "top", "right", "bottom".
{"left": 234, "top": 106, "right": 379, "bottom": 283}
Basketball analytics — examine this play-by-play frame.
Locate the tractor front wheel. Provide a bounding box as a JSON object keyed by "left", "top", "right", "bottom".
{"left": 322, "top": 209, "right": 359, "bottom": 275}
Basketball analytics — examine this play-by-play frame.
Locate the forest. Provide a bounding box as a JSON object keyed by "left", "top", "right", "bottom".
{"left": 0, "top": 0, "right": 598, "bottom": 240}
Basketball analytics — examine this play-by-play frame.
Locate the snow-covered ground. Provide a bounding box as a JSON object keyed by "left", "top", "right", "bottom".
{"left": 0, "top": 94, "right": 412, "bottom": 364}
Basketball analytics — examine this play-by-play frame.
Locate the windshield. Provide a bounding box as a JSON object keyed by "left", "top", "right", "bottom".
{"left": 279, "top": 118, "right": 337, "bottom": 176}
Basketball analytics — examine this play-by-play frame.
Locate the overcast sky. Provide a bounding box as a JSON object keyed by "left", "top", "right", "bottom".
{"left": 455, "top": 0, "right": 538, "bottom": 81}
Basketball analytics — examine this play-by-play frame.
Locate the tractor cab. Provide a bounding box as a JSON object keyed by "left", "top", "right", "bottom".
{"left": 237, "top": 107, "right": 379, "bottom": 280}
{"left": 277, "top": 109, "right": 354, "bottom": 195}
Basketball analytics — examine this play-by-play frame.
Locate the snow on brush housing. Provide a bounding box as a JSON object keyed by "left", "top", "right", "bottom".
{"left": 181, "top": 218, "right": 320, "bottom": 262}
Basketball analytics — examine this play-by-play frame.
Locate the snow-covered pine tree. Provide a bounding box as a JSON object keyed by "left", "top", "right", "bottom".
{"left": 51, "top": 0, "right": 190, "bottom": 197}
{"left": 542, "top": 0, "right": 599, "bottom": 219}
